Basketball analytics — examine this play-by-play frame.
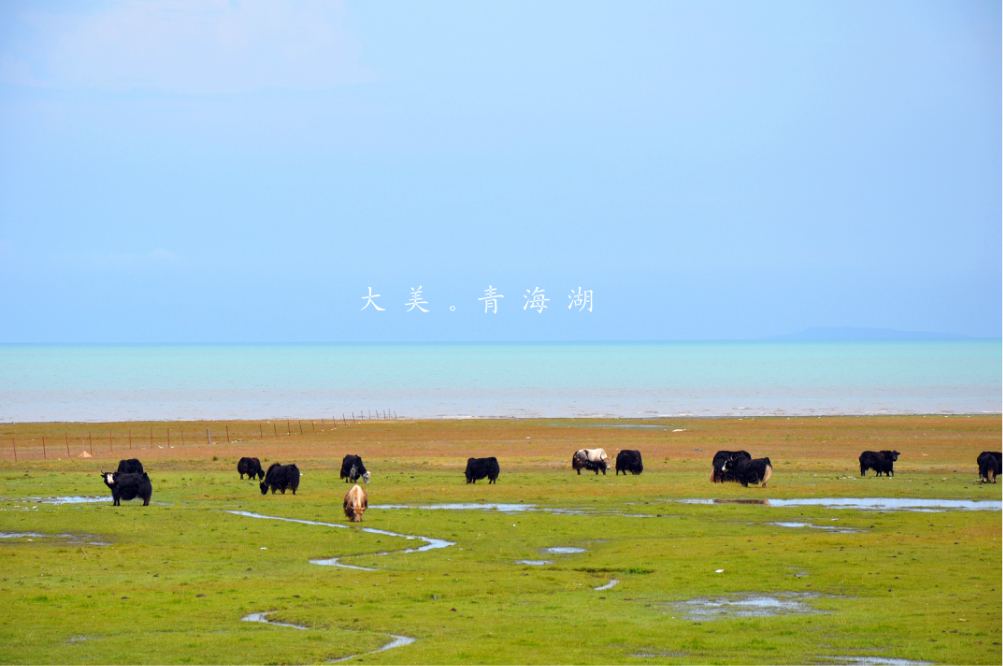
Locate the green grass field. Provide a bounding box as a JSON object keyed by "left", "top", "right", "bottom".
{"left": 0, "top": 417, "right": 1000, "bottom": 664}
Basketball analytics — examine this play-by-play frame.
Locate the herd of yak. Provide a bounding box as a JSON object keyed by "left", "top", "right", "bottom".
{"left": 99, "top": 448, "right": 1003, "bottom": 521}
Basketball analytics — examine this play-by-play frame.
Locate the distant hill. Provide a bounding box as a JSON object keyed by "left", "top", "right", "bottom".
{"left": 770, "top": 326, "right": 971, "bottom": 341}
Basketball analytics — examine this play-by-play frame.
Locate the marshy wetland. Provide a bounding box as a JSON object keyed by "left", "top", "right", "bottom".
{"left": 0, "top": 416, "right": 1000, "bottom": 664}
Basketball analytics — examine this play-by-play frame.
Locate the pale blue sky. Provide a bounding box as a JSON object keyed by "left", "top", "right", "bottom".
{"left": 0, "top": 1, "right": 999, "bottom": 342}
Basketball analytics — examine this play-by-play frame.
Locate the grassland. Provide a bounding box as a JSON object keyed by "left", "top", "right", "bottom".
{"left": 0, "top": 416, "right": 1000, "bottom": 664}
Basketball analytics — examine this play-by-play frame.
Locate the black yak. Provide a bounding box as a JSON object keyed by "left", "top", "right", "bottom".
{"left": 615, "top": 450, "right": 643, "bottom": 475}
{"left": 859, "top": 450, "right": 900, "bottom": 477}
{"left": 977, "top": 451, "right": 1001, "bottom": 483}
{"left": 339, "top": 455, "right": 371, "bottom": 484}
{"left": 722, "top": 456, "right": 773, "bottom": 488}
{"left": 465, "top": 457, "right": 500, "bottom": 484}
{"left": 260, "top": 463, "right": 300, "bottom": 495}
{"left": 101, "top": 471, "right": 152, "bottom": 506}
{"left": 711, "top": 450, "right": 751, "bottom": 483}
{"left": 237, "top": 457, "right": 264, "bottom": 480}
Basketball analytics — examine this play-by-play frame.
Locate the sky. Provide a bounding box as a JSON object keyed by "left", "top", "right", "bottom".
{"left": 0, "top": 0, "right": 999, "bottom": 342}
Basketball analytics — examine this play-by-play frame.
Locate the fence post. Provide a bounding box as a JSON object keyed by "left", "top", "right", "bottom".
{"left": 12, "top": 437, "right": 16, "bottom": 462}
{"left": 65, "top": 433, "right": 70, "bottom": 457}
{"left": 110, "top": 431, "right": 113, "bottom": 452}
{"left": 206, "top": 428, "right": 211, "bottom": 445}
{"left": 226, "top": 425, "right": 230, "bottom": 444}
{"left": 167, "top": 430, "right": 170, "bottom": 447}
{"left": 260, "top": 424, "right": 263, "bottom": 440}
{"left": 299, "top": 421, "right": 303, "bottom": 435}
{"left": 42, "top": 436, "right": 46, "bottom": 460}
{"left": 150, "top": 428, "right": 153, "bottom": 448}
{"left": 89, "top": 432, "right": 93, "bottom": 454}
{"left": 286, "top": 421, "right": 290, "bottom": 435}
{"left": 129, "top": 429, "right": 132, "bottom": 450}
{"left": 312, "top": 420, "right": 316, "bottom": 433}
{"left": 343, "top": 414, "right": 347, "bottom": 426}
{"left": 180, "top": 427, "right": 185, "bottom": 446}
{"left": 273, "top": 423, "right": 277, "bottom": 437}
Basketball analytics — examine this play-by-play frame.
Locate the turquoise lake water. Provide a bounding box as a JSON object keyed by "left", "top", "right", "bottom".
{"left": 0, "top": 342, "right": 999, "bottom": 422}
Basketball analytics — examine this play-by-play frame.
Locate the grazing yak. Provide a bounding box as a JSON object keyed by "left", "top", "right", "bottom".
{"left": 116, "top": 458, "right": 144, "bottom": 474}
{"left": 101, "top": 471, "right": 152, "bottom": 506}
{"left": 572, "top": 448, "right": 610, "bottom": 475}
{"left": 722, "top": 456, "right": 773, "bottom": 488}
{"left": 260, "top": 463, "right": 300, "bottom": 495}
{"left": 977, "top": 451, "right": 1001, "bottom": 484}
{"left": 340, "top": 455, "right": 371, "bottom": 484}
{"left": 237, "top": 457, "right": 264, "bottom": 480}
{"left": 615, "top": 450, "right": 643, "bottom": 475}
{"left": 710, "top": 450, "right": 752, "bottom": 483}
{"left": 859, "top": 450, "right": 900, "bottom": 477}
{"left": 465, "top": 457, "right": 500, "bottom": 484}
{"left": 343, "top": 484, "right": 368, "bottom": 522}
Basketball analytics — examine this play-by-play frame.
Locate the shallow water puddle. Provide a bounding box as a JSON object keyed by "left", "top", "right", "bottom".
{"left": 0, "top": 531, "right": 109, "bottom": 546}
{"left": 679, "top": 498, "right": 1001, "bottom": 512}
{"left": 768, "top": 522, "right": 862, "bottom": 534}
{"left": 19, "top": 495, "right": 168, "bottom": 507}
{"left": 242, "top": 611, "right": 416, "bottom": 662}
{"left": 242, "top": 612, "right": 308, "bottom": 630}
{"left": 309, "top": 557, "right": 376, "bottom": 571}
{"left": 516, "top": 560, "right": 552, "bottom": 566}
{"left": 373, "top": 503, "right": 534, "bottom": 513}
{"left": 594, "top": 579, "right": 619, "bottom": 591}
{"left": 545, "top": 546, "right": 586, "bottom": 554}
{"left": 329, "top": 634, "right": 417, "bottom": 663}
{"left": 372, "top": 503, "right": 594, "bottom": 515}
{"left": 673, "top": 592, "right": 824, "bottom": 621}
{"left": 228, "top": 511, "right": 454, "bottom": 570}
{"left": 30, "top": 496, "right": 109, "bottom": 505}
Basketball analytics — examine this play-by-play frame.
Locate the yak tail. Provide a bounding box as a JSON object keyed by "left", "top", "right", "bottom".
{"left": 761, "top": 464, "right": 773, "bottom": 487}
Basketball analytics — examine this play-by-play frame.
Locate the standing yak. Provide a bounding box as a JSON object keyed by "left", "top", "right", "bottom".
{"left": 710, "top": 450, "right": 752, "bottom": 483}
{"left": 977, "top": 451, "right": 1001, "bottom": 483}
{"left": 615, "top": 450, "right": 643, "bottom": 475}
{"left": 100, "top": 470, "right": 152, "bottom": 506}
{"left": 260, "top": 463, "right": 300, "bottom": 495}
{"left": 572, "top": 448, "right": 610, "bottom": 475}
{"left": 722, "top": 456, "right": 773, "bottom": 488}
{"left": 237, "top": 457, "right": 264, "bottom": 480}
{"left": 340, "top": 455, "right": 371, "bottom": 484}
{"left": 465, "top": 457, "right": 500, "bottom": 484}
{"left": 859, "top": 450, "right": 900, "bottom": 477}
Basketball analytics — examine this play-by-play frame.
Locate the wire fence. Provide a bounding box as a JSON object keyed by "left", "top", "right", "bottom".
{"left": 0, "top": 410, "right": 400, "bottom": 462}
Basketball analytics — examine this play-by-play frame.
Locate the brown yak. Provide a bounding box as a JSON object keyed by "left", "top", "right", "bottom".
{"left": 343, "top": 484, "right": 368, "bottom": 523}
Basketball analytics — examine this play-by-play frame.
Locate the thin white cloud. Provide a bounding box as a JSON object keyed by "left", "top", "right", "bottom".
{"left": 1, "top": 0, "right": 375, "bottom": 93}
